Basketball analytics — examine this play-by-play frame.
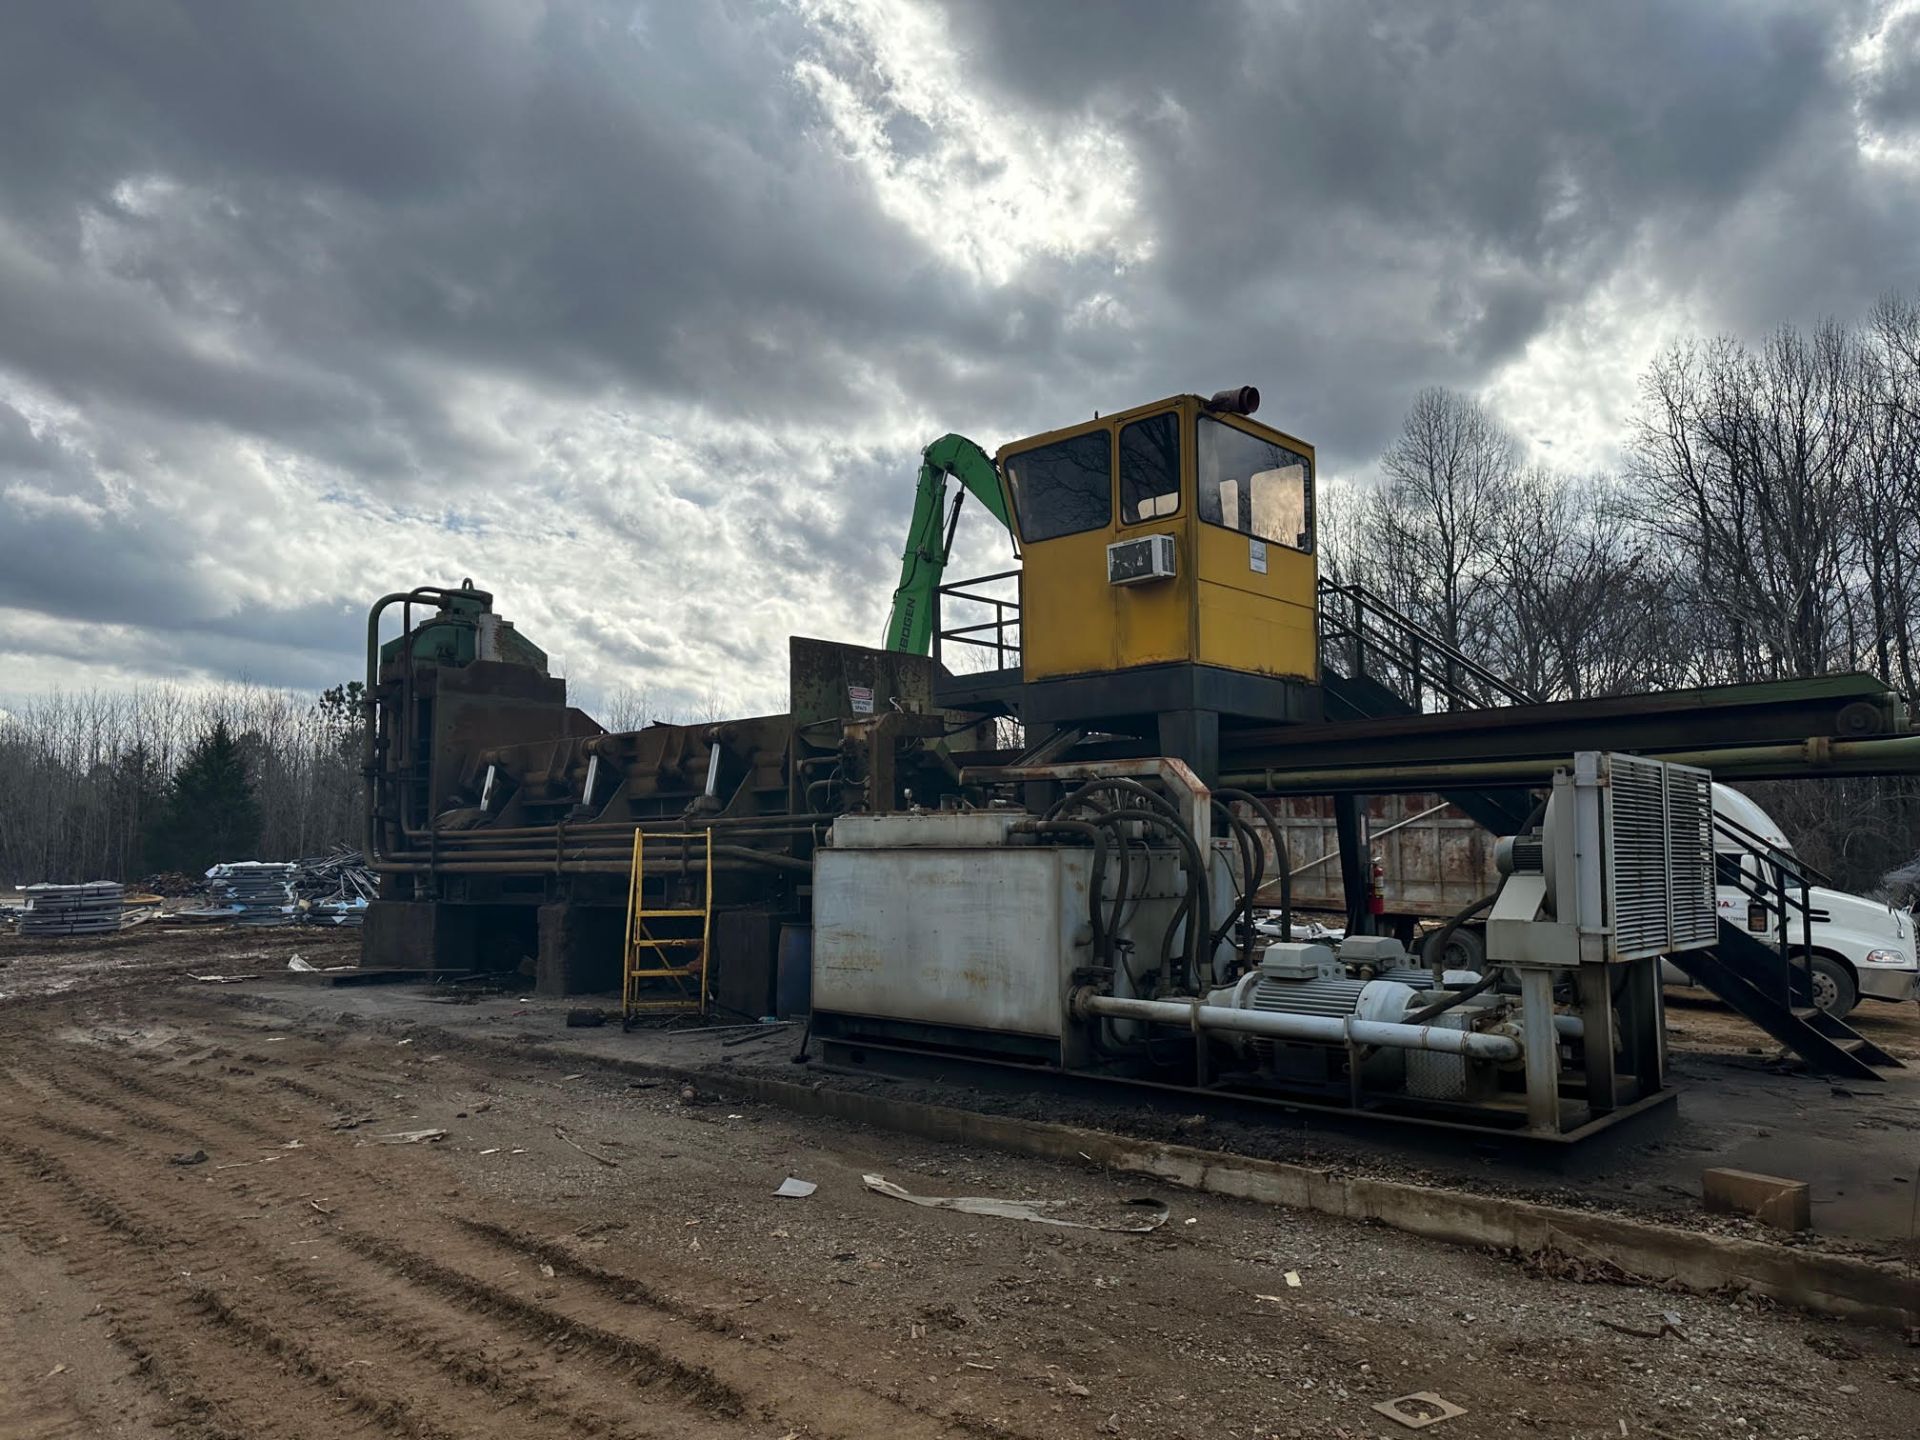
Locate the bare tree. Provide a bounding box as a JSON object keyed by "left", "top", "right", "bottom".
{"left": 1488, "top": 472, "right": 1682, "bottom": 701}
{"left": 597, "top": 682, "right": 655, "bottom": 734}
{"left": 1369, "top": 387, "right": 1522, "bottom": 658}
{"left": 9, "top": 298, "right": 1920, "bottom": 894}
{"left": 1631, "top": 323, "right": 1869, "bottom": 682}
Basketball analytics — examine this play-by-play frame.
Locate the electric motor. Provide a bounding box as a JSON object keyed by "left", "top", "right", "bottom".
{"left": 1205, "top": 943, "right": 1428, "bottom": 1088}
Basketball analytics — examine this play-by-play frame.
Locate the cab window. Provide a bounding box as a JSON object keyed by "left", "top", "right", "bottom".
{"left": 1119, "top": 411, "right": 1180, "bottom": 523}
{"left": 1197, "top": 415, "right": 1312, "bottom": 551}
{"left": 1004, "top": 431, "right": 1112, "bottom": 542}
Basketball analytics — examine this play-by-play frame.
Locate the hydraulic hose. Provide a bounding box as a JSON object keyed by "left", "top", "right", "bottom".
{"left": 1403, "top": 892, "right": 1501, "bottom": 1026}
{"left": 1029, "top": 779, "right": 1205, "bottom": 1039}
{"left": 1042, "top": 780, "right": 1211, "bottom": 990}
{"left": 1013, "top": 819, "right": 1109, "bottom": 966}
{"left": 1213, "top": 787, "right": 1292, "bottom": 940}
{"left": 1045, "top": 776, "right": 1181, "bottom": 824}
{"left": 1105, "top": 831, "right": 1132, "bottom": 965}
{"left": 1089, "top": 805, "right": 1209, "bottom": 991}
{"left": 1209, "top": 799, "right": 1263, "bottom": 975}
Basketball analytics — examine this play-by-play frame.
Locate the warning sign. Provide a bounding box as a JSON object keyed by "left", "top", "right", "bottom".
{"left": 847, "top": 685, "right": 875, "bottom": 715}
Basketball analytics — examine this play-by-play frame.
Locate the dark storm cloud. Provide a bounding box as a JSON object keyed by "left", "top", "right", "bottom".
{"left": 0, "top": 0, "right": 1914, "bottom": 706}
{"left": 0, "top": 4, "right": 944, "bottom": 440}
{"left": 939, "top": 0, "right": 1896, "bottom": 454}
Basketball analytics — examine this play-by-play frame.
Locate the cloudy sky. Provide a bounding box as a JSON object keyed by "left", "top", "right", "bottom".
{"left": 2, "top": 0, "right": 1917, "bottom": 718}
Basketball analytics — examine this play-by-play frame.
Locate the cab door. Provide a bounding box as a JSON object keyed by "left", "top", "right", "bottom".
{"left": 1191, "top": 412, "right": 1317, "bottom": 682}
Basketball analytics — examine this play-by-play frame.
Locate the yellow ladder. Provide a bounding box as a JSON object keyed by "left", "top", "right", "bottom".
{"left": 622, "top": 828, "right": 713, "bottom": 1022}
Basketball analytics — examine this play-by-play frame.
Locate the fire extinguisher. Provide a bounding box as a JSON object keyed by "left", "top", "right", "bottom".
{"left": 1369, "top": 857, "right": 1386, "bottom": 917}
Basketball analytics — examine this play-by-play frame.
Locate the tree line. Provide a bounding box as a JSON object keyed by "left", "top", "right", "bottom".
{"left": 0, "top": 683, "right": 363, "bottom": 886}
{"left": 1325, "top": 292, "right": 1920, "bottom": 895}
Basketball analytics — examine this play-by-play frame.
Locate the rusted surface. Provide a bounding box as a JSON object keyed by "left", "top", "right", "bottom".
{"left": 1256, "top": 793, "right": 1496, "bottom": 918}
{"left": 367, "top": 617, "right": 1013, "bottom": 988}
{"left": 959, "top": 756, "right": 1214, "bottom": 850}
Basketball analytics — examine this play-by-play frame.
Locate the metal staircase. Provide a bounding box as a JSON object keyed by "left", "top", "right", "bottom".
{"left": 1317, "top": 580, "right": 1536, "bottom": 713}
{"left": 1314, "top": 581, "right": 1902, "bottom": 1079}
{"left": 1664, "top": 812, "right": 1900, "bottom": 1080}
{"left": 1315, "top": 580, "right": 1538, "bottom": 834}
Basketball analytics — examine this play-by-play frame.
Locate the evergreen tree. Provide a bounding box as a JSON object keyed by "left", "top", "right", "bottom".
{"left": 316, "top": 681, "right": 366, "bottom": 761}
{"left": 145, "top": 721, "right": 262, "bottom": 873}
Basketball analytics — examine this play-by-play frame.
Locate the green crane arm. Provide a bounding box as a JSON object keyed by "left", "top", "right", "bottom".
{"left": 882, "top": 432, "right": 1013, "bottom": 655}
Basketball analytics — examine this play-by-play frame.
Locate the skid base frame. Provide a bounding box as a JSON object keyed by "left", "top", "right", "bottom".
{"left": 813, "top": 1023, "right": 1679, "bottom": 1152}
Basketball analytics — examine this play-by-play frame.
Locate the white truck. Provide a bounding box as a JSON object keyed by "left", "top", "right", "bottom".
{"left": 1269, "top": 785, "right": 1918, "bottom": 1018}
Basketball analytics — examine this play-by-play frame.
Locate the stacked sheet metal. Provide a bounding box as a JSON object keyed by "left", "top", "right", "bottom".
{"left": 20, "top": 881, "right": 125, "bottom": 936}
{"left": 206, "top": 862, "right": 297, "bottom": 926}
{"left": 300, "top": 895, "right": 369, "bottom": 927}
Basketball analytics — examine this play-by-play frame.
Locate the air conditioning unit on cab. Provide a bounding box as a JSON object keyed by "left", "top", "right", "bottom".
{"left": 1107, "top": 534, "right": 1176, "bottom": 586}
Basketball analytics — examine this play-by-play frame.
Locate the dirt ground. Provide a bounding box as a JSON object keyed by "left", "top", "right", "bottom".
{"left": 2, "top": 927, "right": 1919, "bottom": 1439}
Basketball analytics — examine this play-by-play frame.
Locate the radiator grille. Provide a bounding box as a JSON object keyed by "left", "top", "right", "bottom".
{"left": 1608, "top": 756, "right": 1671, "bottom": 958}
{"left": 1606, "top": 755, "right": 1715, "bottom": 959}
{"left": 1665, "top": 765, "right": 1718, "bottom": 949}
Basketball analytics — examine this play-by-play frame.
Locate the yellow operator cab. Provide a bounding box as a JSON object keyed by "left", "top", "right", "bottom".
{"left": 995, "top": 389, "right": 1322, "bottom": 770}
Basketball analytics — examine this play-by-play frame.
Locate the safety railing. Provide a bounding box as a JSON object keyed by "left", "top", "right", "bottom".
{"left": 1711, "top": 809, "right": 1820, "bottom": 1009}
{"left": 932, "top": 569, "right": 1022, "bottom": 676}
{"left": 1317, "top": 579, "right": 1536, "bottom": 712}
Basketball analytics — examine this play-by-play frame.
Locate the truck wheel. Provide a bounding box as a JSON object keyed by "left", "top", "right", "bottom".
{"left": 1805, "top": 954, "right": 1858, "bottom": 1018}
{"left": 1422, "top": 923, "right": 1486, "bottom": 972}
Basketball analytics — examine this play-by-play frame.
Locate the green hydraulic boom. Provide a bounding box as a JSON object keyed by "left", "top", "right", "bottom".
{"left": 882, "top": 433, "right": 1012, "bottom": 655}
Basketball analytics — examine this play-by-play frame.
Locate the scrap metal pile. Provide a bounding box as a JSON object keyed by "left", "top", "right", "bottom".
{"left": 19, "top": 881, "right": 126, "bottom": 936}
{"left": 195, "top": 849, "right": 375, "bottom": 928}
{"left": 291, "top": 847, "right": 376, "bottom": 927}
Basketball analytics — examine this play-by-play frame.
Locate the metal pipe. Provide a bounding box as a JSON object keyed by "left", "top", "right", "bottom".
{"left": 423, "top": 821, "right": 825, "bottom": 848}
{"left": 1219, "top": 734, "right": 1920, "bottom": 794}
{"left": 395, "top": 841, "right": 791, "bottom": 865}
{"left": 1075, "top": 991, "right": 1522, "bottom": 1061}
{"left": 363, "top": 585, "right": 485, "bottom": 859}
{"left": 395, "top": 846, "right": 681, "bottom": 863}
{"left": 419, "top": 814, "right": 838, "bottom": 842}
{"left": 374, "top": 846, "right": 813, "bottom": 876}
{"left": 1214, "top": 785, "right": 1292, "bottom": 948}
{"left": 377, "top": 861, "right": 644, "bottom": 876}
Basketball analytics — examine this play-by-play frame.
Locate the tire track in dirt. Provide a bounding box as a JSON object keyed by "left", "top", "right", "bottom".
{"left": 62, "top": 1052, "right": 318, "bottom": 1150}
{"left": 86, "top": 1023, "right": 470, "bottom": 1142}
{"left": 3, "top": 1061, "right": 670, "bottom": 1437}
{"left": 0, "top": 1138, "right": 342, "bottom": 1440}
{"left": 0, "top": 1133, "right": 747, "bottom": 1440}
{"left": 2, "top": 1064, "right": 203, "bottom": 1143}
{"left": 154, "top": 1024, "right": 415, "bottom": 1119}
{"left": 0, "top": 1038, "right": 1044, "bottom": 1440}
